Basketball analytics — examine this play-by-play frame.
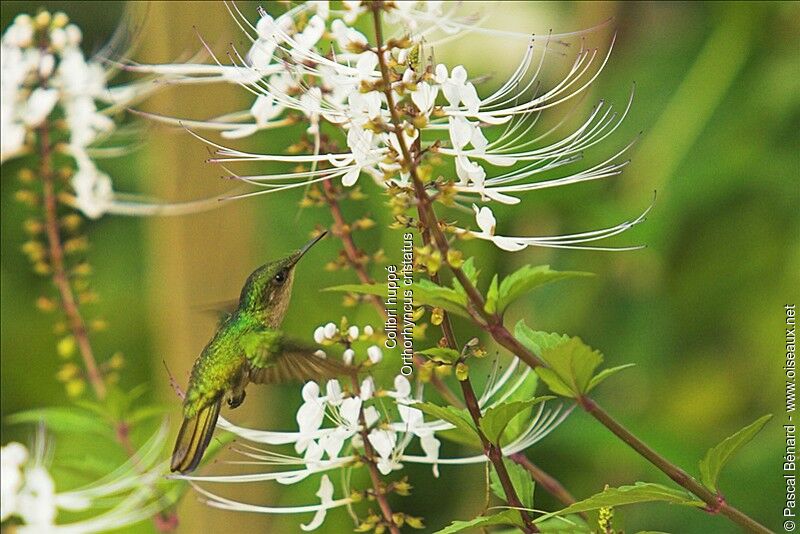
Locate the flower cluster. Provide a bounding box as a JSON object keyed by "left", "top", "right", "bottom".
{"left": 132, "top": 1, "right": 647, "bottom": 250}
{"left": 1, "top": 11, "right": 222, "bottom": 219}
{"left": 174, "top": 329, "right": 569, "bottom": 531}
{"left": 1, "top": 425, "right": 171, "bottom": 533}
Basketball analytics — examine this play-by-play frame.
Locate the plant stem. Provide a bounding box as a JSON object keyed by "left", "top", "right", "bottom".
{"left": 509, "top": 453, "right": 580, "bottom": 512}
{"left": 352, "top": 376, "right": 400, "bottom": 534}
{"left": 577, "top": 396, "right": 772, "bottom": 534}
{"left": 37, "top": 120, "right": 178, "bottom": 530}
{"left": 370, "top": 5, "right": 536, "bottom": 531}
{"left": 38, "top": 121, "right": 107, "bottom": 401}
{"left": 460, "top": 376, "right": 537, "bottom": 533}
{"left": 321, "top": 179, "right": 462, "bottom": 408}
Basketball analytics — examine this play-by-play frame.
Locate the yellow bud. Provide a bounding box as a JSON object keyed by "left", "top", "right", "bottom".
{"left": 14, "top": 190, "right": 39, "bottom": 207}
{"left": 65, "top": 378, "right": 85, "bottom": 398}
{"left": 374, "top": 525, "right": 386, "bottom": 534}
{"left": 23, "top": 219, "right": 43, "bottom": 235}
{"left": 430, "top": 307, "right": 444, "bottom": 326}
{"left": 60, "top": 213, "right": 82, "bottom": 231}
{"left": 63, "top": 236, "right": 89, "bottom": 254}
{"left": 52, "top": 12, "right": 69, "bottom": 28}
{"left": 36, "top": 296, "right": 57, "bottom": 312}
{"left": 18, "top": 168, "right": 35, "bottom": 184}
{"left": 405, "top": 516, "right": 425, "bottom": 529}
{"left": 90, "top": 318, "right": 107, "bottom": 332}
{"left": 56, "top": 363, "right": 79, "bottom": 381}
{"left": 108, "top": 352, "right": 125, "bottom": 369}
{"left": 57, "top": 335, "right": 76, "bottom": 359}
{"left": 392, "top": 513, "right": 404, "bottom": 527}
{"left": 33, "top": 262, "right": 51, "bottom": 276}
{"left": 446, "top": 249, "right": 464, "bottom": 269}
{"left": 35, "top": 11, "right": 51, "bottom": 29}
{"left": 455, "top": 362, "right": 469, "bottom": 381}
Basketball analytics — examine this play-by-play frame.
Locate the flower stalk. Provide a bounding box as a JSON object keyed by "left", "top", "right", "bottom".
{"left": 362, "top": 2, "right": 769, "bottom": 531}
{"left": 37, "top": 118, "right": 107, "bottom": 401}
{"left": 370, "top": 4, "right": 537, "bottom": 532}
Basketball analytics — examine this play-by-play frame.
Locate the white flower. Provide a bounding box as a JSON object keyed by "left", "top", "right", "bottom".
{"left": 411, "top": 81, "right": 439, "bottom": 116}
{"left": 467, "top": 202, "right": 652, "bottom": 252}
{"left": 436, "top": 64, "right": 480, "bottom": 113}
{"left": 323, "top": 322, "right": 338, "bottom": 339}
{"left": 2, "top": 424, "right": 172, "bottom": 532}
{"left": 1, "top": 11, "right": 222, "bottom": 218}
{"left": 1, "top": 442, "right": 28, "bottom": 521}
{"left": 342, "top": 348, "right": 355, "bottom": 365}
{"left": 313, "top": 326, "right": 326, "bottom": 344}
{"left": 190, "top": 473, "right": 352, "bottom": 532}
{"left": 367, "top": 345, "right": 383, "bottom": 364}
{"left": 347, "top": 325, "right": 359, "bottom": 340}
{"left": 368, "top": 429, "right": 399, "bottom": 475}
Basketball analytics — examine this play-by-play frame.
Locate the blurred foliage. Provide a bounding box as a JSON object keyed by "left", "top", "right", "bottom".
{"left": 1, "top": 1, "right": 798, "bottom": 533}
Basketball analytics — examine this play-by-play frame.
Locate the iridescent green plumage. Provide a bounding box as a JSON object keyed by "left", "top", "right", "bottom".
{"left": 171, "top": 232, "right": 351, "bottom": 473}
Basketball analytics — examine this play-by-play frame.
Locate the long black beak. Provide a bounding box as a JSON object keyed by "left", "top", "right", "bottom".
{"left": 289, "top": 231, "right": 328, "bottom": 267}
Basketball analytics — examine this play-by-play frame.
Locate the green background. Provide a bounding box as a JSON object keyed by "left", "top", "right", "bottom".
{"left": 1, "top": 1, "right": 798, "bottom": 532}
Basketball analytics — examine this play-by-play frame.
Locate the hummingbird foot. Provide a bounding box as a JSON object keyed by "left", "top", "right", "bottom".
{"left": 227, "top": 390, "right": 246, "bottom": 409}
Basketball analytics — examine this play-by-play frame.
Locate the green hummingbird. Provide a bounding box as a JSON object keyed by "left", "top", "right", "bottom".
{"left": 171, "top": 231, "right": 350, "bottom": 473}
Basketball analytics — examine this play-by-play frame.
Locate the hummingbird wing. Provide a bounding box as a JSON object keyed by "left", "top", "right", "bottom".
{"left": 242, "top": 329, "right": 353, "bottom": 384}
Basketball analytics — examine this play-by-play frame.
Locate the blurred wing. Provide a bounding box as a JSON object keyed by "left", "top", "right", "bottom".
{"left": 194, "top": 298, "right": 239, "bottom": 326}
{"left": 248, "top": 339, "right": 354, "bottom": 385}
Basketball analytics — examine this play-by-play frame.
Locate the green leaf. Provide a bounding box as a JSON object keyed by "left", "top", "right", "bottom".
{"left": 418, "top": 347, "right": 460, "bottom": 364}
{"left": 514, "top": 323, "right": 570, "bottom": 354}
{"left": 698, "top": 414, "right": 773, "bottom": 492}
{"left": 500, "top": 370, "right": 539, "bottom": 444}
{"left": 497, "top": 265, "right": 592, "bottom": 314}
{"left": 535, "top": 482, "right": 704, "bottom": 524}
{"left": 485, "top": 274, "right": 500, "bottom": 314}
{"left": 416, "top": 402, "right": 480, "bottom": 447}
{"left": 535, "top": 516, "right": 593, "bottom": 533}
{"left": 480, "top": 398, "right": 550, "bottom": 444}
{"left": 586, "top": 364, "right": 636, "bottom": 393}
{"left": 515, "top": 322, "right": 603, "bottom": 398}
{"left": 7, "top": 407, "right": 114, "bottom": 437}
{"left": 489, "top": 458, "right": 536, "bottom": 508}
{"left": 434, "top": 510, "right": 521, "bottom": 534}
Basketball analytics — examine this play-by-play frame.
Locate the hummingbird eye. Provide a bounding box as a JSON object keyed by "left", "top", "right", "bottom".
{"left": 273, "top": 269, "right": 288, "bottom": 285}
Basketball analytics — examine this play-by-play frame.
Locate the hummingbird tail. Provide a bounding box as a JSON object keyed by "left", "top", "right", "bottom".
{"left": 170, "top": 396, "right": 222, "bottom": 473}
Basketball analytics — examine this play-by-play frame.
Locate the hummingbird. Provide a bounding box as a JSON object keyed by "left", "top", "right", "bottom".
{"left": 171, "top": 231, "right": 350, "bottom": 473}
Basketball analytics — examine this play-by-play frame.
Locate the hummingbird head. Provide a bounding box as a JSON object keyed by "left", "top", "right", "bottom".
{"left": 238, "top": 231, "right": 327, "bottom": 326}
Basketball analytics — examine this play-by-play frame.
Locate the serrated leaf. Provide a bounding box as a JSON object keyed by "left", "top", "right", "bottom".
{"left": 416, "top": 402, "right": 480, "bottom": 446}
{"left": 480, "top": 398, "right": 549, "bottom": 444}
{"left": 699, "top": 414, "right": 773, "bottom": 492}
{"left": 514, "top": 323, "right": 570, "bottom": 354}
{"left": 586, "top": 364, "right": 636, "bottom": 392}
{"left": 418, "top": 347, "right": 460, "bottom": 364}
{"left": 7, "top": 407, "right": 114, "bottom": 437}
{"left": 485, "top": 274, "right": 500, "bottom": 314}
{"left": 515, "top": 322, "right": 603, "bottom": 398}
{"left": 434, "top": 510, "right": 521, "bottom": 534}
{"left": 489, "top": 458, "right": 535, "bottom": 508}
{"left": 535, "top": 482, "right": 704, "bottom": 524}
{"left": 497, "top": 265, "right": 592, "bottom": 313}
